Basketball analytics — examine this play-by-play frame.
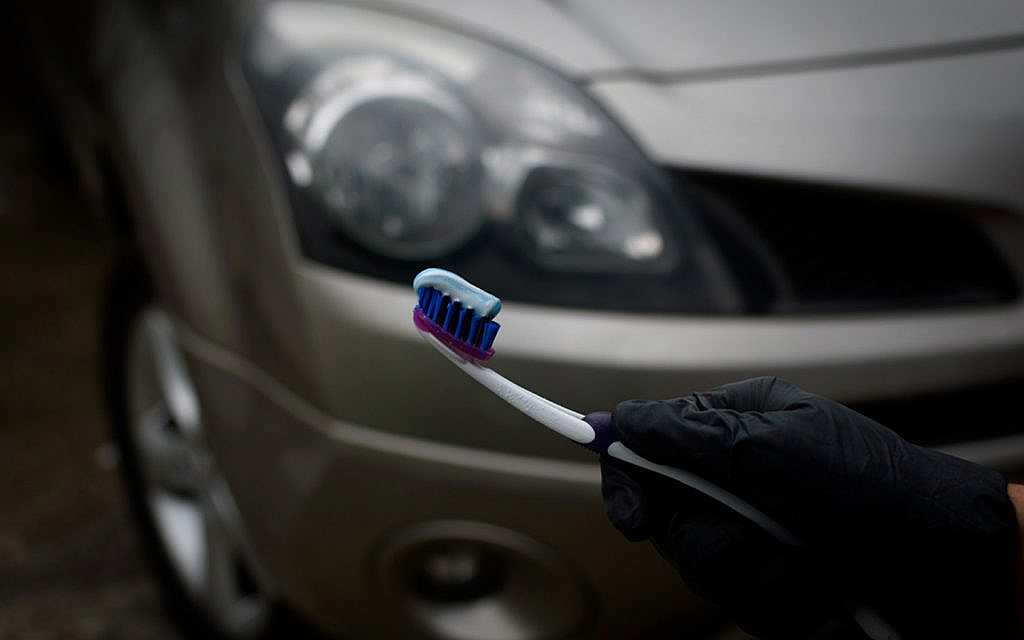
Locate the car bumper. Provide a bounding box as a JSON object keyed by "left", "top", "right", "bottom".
{"left": 177, "top": 269, "right": 1024, "bottom": 637}
{"left": 179, "top": 326, "right": 709, "bottom": 638}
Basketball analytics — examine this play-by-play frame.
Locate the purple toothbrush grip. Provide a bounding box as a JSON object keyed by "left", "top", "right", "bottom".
{"left": 582, "top": 411, "right": 616, "bottom": 454}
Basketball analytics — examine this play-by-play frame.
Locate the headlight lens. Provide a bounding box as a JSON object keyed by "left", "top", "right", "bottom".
{"left": 282, "top": 56, "right": 486, "bottom": 259}
{"left": 243, "top": 2, "right": 738, "bottom": 311}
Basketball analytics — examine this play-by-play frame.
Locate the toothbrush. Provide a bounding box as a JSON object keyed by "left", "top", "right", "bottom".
{"left": 412, "top": 267, "right": 899, "bottom": 640}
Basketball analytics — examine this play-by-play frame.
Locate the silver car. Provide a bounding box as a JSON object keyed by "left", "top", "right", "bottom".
{"left": 86, "top": 1, "right": 1024, "bottom": 638}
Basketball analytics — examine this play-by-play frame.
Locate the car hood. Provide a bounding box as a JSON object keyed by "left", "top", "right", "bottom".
{"left": 358, "top": 0, "right": 1024, "bottom": 78}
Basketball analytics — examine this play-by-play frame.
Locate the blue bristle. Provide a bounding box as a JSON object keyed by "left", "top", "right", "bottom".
{"left": 427, "top": 290, "right": 440, "bottom": 319}
{"left": 443, "top": 301, "right": 459, "bottom": 331}
{"left": 480, "top": 321, "right": 500, "bottom": 351}
{"left": 468, "top": 315, "right": 482, "bottom": 346}
{"left": 417, "top": 287, "right": 429, "bottom": 309}
{"left": 455, "top": 307, "right": 471, "bottom": 339}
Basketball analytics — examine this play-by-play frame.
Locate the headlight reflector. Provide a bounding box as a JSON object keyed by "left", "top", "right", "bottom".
{"left": 516, "top": 165, "right": 665, "bottom": 271}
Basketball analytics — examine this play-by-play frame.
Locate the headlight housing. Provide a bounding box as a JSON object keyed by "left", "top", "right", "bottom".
{"left": 243, "top": 1, "right": 739, "bottom": 312}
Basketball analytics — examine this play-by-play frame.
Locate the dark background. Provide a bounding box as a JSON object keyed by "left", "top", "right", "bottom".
{"left": 0, "top": 8, "right": 179, "bottom": 638}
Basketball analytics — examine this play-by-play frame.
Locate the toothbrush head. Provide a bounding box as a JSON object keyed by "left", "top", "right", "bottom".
{"left": 412, "top": 268, "right": 502, "bottom": 362}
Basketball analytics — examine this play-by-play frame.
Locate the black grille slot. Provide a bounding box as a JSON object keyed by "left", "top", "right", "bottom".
{"left": 850, "top": 377, "right": 1024, "bottom": 448}
{"left": 676, "top": 168, "right": 1020, "bottom": 313}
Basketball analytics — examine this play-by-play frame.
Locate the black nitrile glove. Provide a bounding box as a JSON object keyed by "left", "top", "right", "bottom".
{"left": 601, "top": 377, "right": 1020, "bottom": 639}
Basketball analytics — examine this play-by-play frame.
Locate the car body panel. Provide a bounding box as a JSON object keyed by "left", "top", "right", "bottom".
{"left": 178, "top": 324, "right": 704, "bottom": 638}
{"left": 91, "top": 0, "right": 1024, "bottom": 637}
{"left": 357, "top": 0, "right": 1024, "bottom": 76}
{"left": 553, "top": 0, "right": 1024, "bottom": 75}
{"left": 298, "top": 263, "right": 1024, "bottom": 407}
{"left": 101, "top": 11, "right": 244, "bottom": 348}
{"left": 589, "top": 50, "right": 1024, "bottom": 210}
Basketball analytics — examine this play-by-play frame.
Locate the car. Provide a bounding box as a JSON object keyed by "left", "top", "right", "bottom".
{"left": 44, "top": 0, "right": 1024, "bottom": 638}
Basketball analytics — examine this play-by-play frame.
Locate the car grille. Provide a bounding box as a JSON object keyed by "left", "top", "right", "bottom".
{"left": 676, "top": 168, "right": 1021, "bottom": 313}
{"left": 850, "top": 376, "right": 1024, "bottom": 448}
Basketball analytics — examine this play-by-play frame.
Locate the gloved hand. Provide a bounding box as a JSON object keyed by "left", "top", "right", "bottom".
{"left": 601, "top": 376, "right": 1020, "bottom": 639}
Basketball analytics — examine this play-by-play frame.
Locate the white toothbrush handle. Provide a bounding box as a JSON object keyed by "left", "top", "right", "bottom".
{"left": 425, "top": 331, "right": 796, "bottom": 539}
{"left": 428, "top": 333, "right": 799, "bottom": 541}
{"left": 420, "top": 331, "right": 901, "bottom": 640}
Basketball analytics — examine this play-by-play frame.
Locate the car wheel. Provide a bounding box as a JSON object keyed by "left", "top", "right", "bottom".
{"left": 104, "top": 254, "right": 276, "bottom": 639}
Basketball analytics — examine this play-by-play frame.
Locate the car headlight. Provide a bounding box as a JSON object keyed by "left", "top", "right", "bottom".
{"left": 242, "top": 1, "right": 739, "bottom": 312}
